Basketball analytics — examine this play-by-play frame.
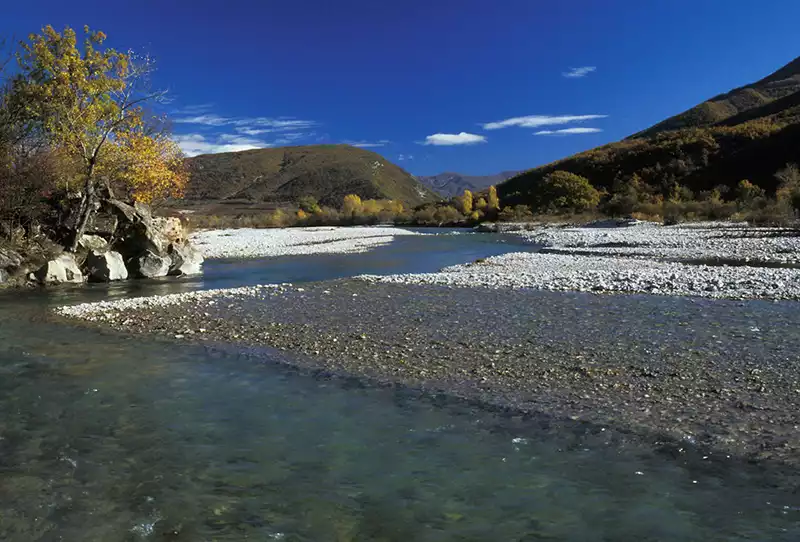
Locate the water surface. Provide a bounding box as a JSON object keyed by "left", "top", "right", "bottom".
{"left": 1, "top": 230, "right": 798, "bottom": 540}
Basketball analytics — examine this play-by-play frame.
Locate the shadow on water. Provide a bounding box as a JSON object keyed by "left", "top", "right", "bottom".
{"left": 1, "top": 229, "right": 798, "bottom": 540}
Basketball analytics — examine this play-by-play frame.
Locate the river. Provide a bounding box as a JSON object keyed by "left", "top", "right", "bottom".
{"left": 0, "top": 230, "right": 797, "bottom": 540}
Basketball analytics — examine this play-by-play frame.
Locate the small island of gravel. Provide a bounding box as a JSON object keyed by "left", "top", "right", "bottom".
{"left": 54, "top": 221, "right": 800, "bottom": 471}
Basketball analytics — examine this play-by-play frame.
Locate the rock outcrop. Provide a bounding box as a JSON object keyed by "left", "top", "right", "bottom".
{"left": 2, "top": 198, "right": 204, "bottom": 289}
{"left": 83, "top": 198, "right": 204, "bottom": 281}
{"left": 85, "top": 250, "right": 128, "bottom": 282}
{"left": 35, "top": 253, "right": 84, "bottom": 284}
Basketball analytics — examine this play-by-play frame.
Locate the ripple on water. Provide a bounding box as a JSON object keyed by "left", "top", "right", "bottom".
{"left": 2, "top": 233, "right": 800, "bottom": 540}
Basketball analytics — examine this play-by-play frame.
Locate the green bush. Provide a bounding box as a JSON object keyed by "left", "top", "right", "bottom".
{"left": 534, "top": 171, "right": 601, "bottom": 213}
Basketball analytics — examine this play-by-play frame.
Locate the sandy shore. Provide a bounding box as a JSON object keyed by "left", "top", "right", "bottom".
{"left": 54, "top": 280, "right": 800, "bottom": 471}
{"left": 190, "top": 226, "right": 423, "bottom": 259}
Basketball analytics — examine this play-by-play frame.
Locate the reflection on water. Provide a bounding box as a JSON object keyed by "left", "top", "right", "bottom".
{"left": 1, "top": 231, "right": 798, "bottom": 540}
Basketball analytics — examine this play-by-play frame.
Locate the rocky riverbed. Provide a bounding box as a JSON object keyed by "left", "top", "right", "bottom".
{"left": 190, "top": 226, "right": 425, "bottom": 259}
{"left": 55, "top": 280, "right": 800, "bottom": 472}
{"left": 513, "top": 221, "right": 800, "bottom": 265}
{"left": 360, "top": 222, "right": 800, "bottom": 300}
{"left": 361, "top": 251, "right": 800, "bottom": 300}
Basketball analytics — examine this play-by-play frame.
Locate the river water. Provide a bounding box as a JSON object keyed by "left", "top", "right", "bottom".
{"left": 0, "top": 230, "right": 798, "bottom": 541}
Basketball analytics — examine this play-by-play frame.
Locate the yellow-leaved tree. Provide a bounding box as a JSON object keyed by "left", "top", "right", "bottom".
{"left": 461, "top": 189, "right": 473, "bottom": 215}
{"left": 11, "top": 25, "right": 186, "bottom": 250}
{"left": 488, "top": 185, "right": 500, "bottom": 211}
{"left": 342, "top": 194, "right": 363, "bottom": 216}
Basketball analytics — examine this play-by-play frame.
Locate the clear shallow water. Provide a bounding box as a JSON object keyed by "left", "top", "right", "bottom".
{"left": 1, "top": 230, "right": 798, "bottom": 540}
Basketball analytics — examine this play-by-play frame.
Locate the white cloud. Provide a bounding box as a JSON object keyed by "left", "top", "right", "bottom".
{"left": 482, "top": 114, "right": 607, "bottom": 130}
{"left": 562, "top": 66, "right": 596, "bottom": 78}
{"left": 174, "top": 134, "right": 272, "bottom": 157}
{"left": 397, "top": 154, "right": 414, "bottom": 161}
{"left": 422, "top": 132, "right": 487, "bottom": 146}
{"left": 232, "top": 118, "right": 318, "bottom": 131}
{"left": 173, "top": 113, "right": 318, "bottom": 134}
{"left": 534, "top": 127, "right": 603, "bottom": 135}
{"left": 173, "top": 114, "right": 231, "bottom": 126}
{"left": 343, "top": 139, "right": 390, "bottom": 148}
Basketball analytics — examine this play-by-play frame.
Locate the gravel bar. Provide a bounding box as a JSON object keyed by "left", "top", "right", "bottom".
{"left": 190, "top": 226, "right": 424, "bottom": 259}
{"left": 514, "top": 222, "right": 800, "bottom": 265}
{"left": 360, "top": 252, "right": 800, "bottom": 300}
{"left": 55, "top": 281, "right": 800, "bottom": 468}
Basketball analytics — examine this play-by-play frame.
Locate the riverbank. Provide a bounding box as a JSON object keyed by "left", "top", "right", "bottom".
{"left": 190, "top": 226, "right": 425, "bottom": 259}
{"left": 360, "top": 222, "right": 800, "bottom": 300}
{"left": 55, "top": 280, "right": 800, "bottom": 472}
{"left": 513, "top": 221, "right": 800, "bottom": 265}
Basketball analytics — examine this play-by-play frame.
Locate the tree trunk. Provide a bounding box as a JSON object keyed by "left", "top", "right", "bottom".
{"left": 69, "top": 171, "right": 97, "bottom": 252}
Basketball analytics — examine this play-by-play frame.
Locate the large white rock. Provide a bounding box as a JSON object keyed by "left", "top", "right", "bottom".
{"left": 168, "top": 243, "right": 204, "bottom": 276}
{"left": 35, "top": 253, "right": 84, "bottom": 284}
{"left": 137, "top": 251, "right": 170, "bottom": 278}
{"left": 85, "top": 250, "right": 128, "bottom": 282}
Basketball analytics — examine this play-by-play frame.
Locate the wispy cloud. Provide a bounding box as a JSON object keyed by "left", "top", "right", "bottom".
{"left": 174, "top": 134, "right": 272, "bottom": 157}
{"left": 422, "top": 132, "right": 487, "bottom": 146}
{"left": 534, "top": 127, "right": 603, "bottom": 135}
{"left": 171, "top": 103, "right": 216, "bottom": 115}
{"left": 397, "top": 154, "right": 414, "bottom": 161}
{"left": 173, "top": 114, "right": 231, "bottom": 126}
{"left": 482, "top": 114, "right": 607, "bottom": 130}
{"left": 343, "top": 139, "right": 390, "bottom": 148}
{"left": 562, "top": 66, "right": 596, "bottom": 78}
{"left": 173, "top": 113, "right": 318, "bottom": 133}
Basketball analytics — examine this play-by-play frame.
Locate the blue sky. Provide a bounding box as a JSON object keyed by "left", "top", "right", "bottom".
{"left": 3, "top": 1, "right": 799, "bottom": 175}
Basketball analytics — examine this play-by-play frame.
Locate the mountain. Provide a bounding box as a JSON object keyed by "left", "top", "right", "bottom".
{"left": 184, "top": 144, "right": 439, "bottom": 208}
{"left": 418, "top": 171, "right": 520, "bottom": 198}
{"left": 500, "top": 56, "right": 800, "bottom": 206}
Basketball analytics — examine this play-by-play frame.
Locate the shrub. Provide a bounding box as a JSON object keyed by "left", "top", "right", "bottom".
{"left": 298, "top": 196, "right": 322, "bottom": 214}
{"left": 534, "top": 171, "right": 600, "bottom": 213}
{"left": 736, "top": 179, "right": 765, "bottom": 208}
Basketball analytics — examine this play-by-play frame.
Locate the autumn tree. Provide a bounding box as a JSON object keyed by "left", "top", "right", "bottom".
{"left": 460, "top": 189, "right": 473, "bottom": 215}
{"left": 10, "top": 25, "right": 186, "bottom": 250}
{"left": 475, "top": 197, "right": 487, "bottom": 210}
{"left": 487, "top": 185, "right": 500, "bottom": 211}
{"left": 342, "top": 194, "right": 363, "bottom": 216}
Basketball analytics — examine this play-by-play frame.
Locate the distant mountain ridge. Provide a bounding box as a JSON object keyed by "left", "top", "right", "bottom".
{"left": 500, "top": 55, "right": 800, "bottom": 206}
{"left": 184, "top": 144, "right": 438, "bottom": 208}
{"left": 418, "top": 171, "right": 520, "bottom": 197}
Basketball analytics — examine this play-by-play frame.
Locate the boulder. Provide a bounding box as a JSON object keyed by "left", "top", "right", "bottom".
{"left": 78, "top": 234, "right": 109, "bottom": 252}
{"left": 0, "top": 268, "right": 8, "bottom": 284}
{"left": 109, "top": 199, "right": 169, "bottom": 256}
{"left": 34, "top": 253, "right": 84, "bottom": 284}
{"left": 168, "top": 243, "right": 204, "bottom": 276}
{"left": 137, "top": 250, "right": 170, "bottom": 278}
{"left": 85, "top": 250, "right": 128, "bottom": 282}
